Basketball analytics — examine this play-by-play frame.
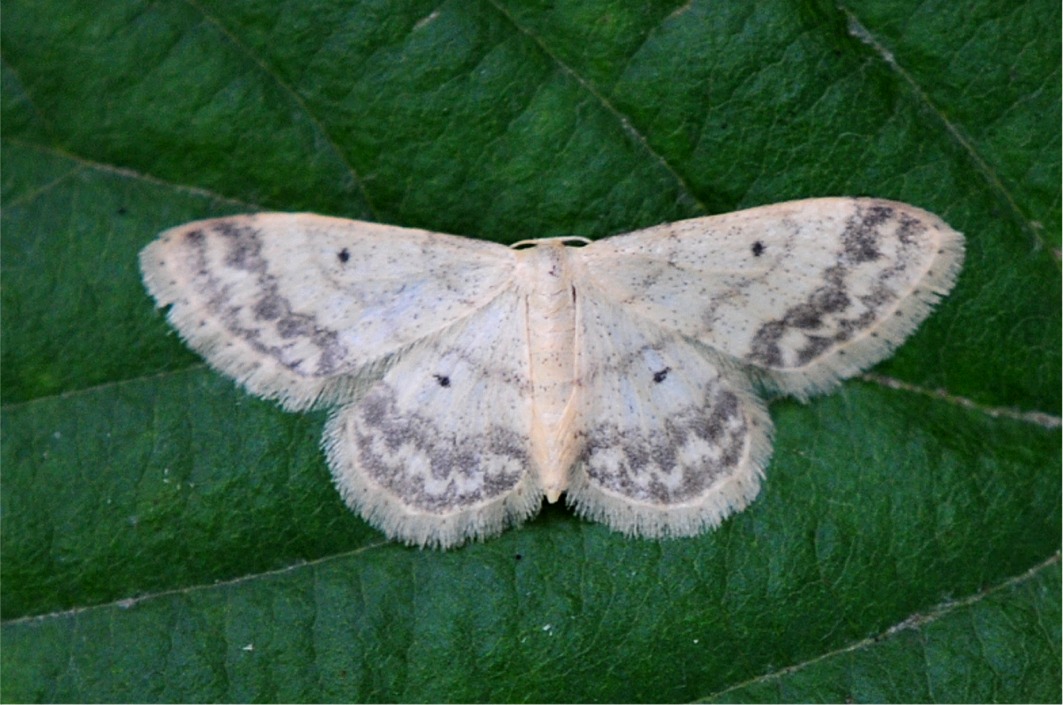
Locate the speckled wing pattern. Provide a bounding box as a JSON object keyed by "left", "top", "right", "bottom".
{"left": 140, "top": 213, "right": 517, "bottom": 410}
{"left": 566, "top": 198, "right": 963, "bottom": 537}
{"left": 323, "top": 285, "right": 542, "bottom": 548}
{"left": 577, "top": 199, "right": 964, "bottom": 399}
{"left": 141, "top": 198, "right": 963, "bottom": 548}
{"left": 565, "top": 291, "right": 772, "bottom": 538}
{"left": 141, "top": 213, "right": 537, "bottom": 547}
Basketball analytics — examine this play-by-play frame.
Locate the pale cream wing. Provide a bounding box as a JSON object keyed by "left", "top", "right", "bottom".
{"left": 323, "top": 285, "right": 540, "bottom": 548}
{"left": 565, "top": 289, "right": 772, "bottom": 538}
{"left": 140, "top": 213, "right": 516, "bottom": 410}
{"left": 577, "top": 198, "right": 964, "bottom": 399}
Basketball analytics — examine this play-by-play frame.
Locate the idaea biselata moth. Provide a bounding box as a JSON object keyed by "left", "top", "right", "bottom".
{"left": 140, "top": 198, "right": 963, "bottom": 548}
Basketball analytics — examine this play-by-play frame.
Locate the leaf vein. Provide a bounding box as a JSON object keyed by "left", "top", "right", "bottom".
{"left": 482, "top": 0, "right": 705, "bottom": 214}
{"left": 698, "top": 553, "right": 1061, "bottom": 702}
{"left": 1, "top": 540, "right": 393, "bottom": 627}
{"left": 838, "top": 3, "right": 1046, "bottom": 250}
{"left": 180, "top": 0, "right": 378, "bottom": 220}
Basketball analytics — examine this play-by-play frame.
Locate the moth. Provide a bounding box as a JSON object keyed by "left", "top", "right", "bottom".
{"left": 140, "top": 198, "right": 963, "bottom": 547}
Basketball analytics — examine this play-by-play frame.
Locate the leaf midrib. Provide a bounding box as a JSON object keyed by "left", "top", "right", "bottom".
{"left": 5, "top": 1, "right": 1033, "bottom": 242}
{"left": 838, "top": 2, "right": 1046, "bottom": 249}
{"left": 696, "top": 552, "right": 1061, "bottom": 702}
{"left": 4, "top": 537, "right": 1056, "bottom": 701}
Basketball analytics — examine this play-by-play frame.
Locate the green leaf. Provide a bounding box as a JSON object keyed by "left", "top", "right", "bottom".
{"left": 2, "top": 0, "right": 1059, "bottom": 702}
{"left": 706, "top": 559, "right": 1062, "bottom": 703}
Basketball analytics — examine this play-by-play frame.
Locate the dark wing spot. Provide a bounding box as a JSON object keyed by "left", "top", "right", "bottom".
{"left": 338, "top": 248, "right": 350, "bottom": 263}
{"left": 751, "top": 241, "right": 766, "bottom": 257}
{"left": 842, "top": 207, "right": 888, "bottom": 262}
{"left": 433, "top": 374, "right": 451, "bottom": 388}
{"left": 653, "top": 367, "right": 671, "bottom": 383}
{"left": 278, "top": 315, "right": 312, "bottom": 338}
{"left": 253, "top": 294, "right": 284, "bottom": 321}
